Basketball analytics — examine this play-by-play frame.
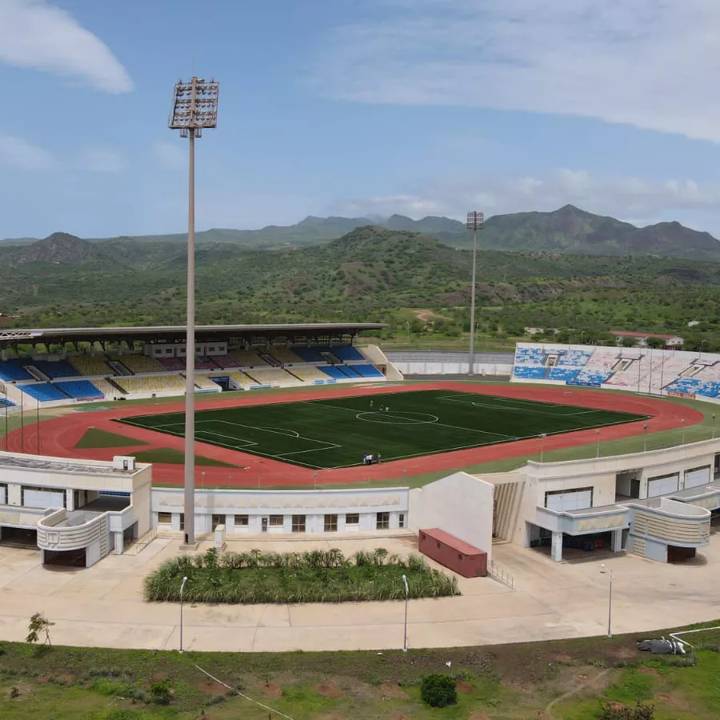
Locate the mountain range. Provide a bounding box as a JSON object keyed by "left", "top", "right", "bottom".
{"left": 2, "top": 205, "right": 718, "bottom": 260}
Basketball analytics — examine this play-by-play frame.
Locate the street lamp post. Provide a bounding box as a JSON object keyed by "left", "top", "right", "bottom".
{"left": 600, "top": 564, "right": 613, "bottom": 639}
{"left": 401, "top": 573, "right": 409, "bottom": 652}
{"left": 713, "top": 414, "right": 716, "bottom": 439}
{"left": 596, "top": 429, "right": 601, "bottom": 458}
{"left": 643, "top": 422, "right": 648, "bottom": 452}
{"left": 179, "top": 575, "right": 188, "bottom": 652}
{"left": 539, "top": 432, "right": 547, "bottom": 462}
{"left": 169, "top": 77, "right": 219, "bottom": 546}
{"left": 465, "top": 211, "right": 484, "bottom": 376}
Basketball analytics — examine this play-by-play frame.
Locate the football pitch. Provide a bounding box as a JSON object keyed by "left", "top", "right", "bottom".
{"left": 117, "top": 390, "right": 646, "bottom": 470}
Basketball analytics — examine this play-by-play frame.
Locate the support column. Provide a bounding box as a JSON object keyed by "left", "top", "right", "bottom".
{"left": 611, "top": 529, "right": 623, "bottom": 553}
{"left": 551, "top": 531, "right": 563, "bottom": 562}
{"left": 113, "top": 531, "right": 124, "bottom": 555}
{"left": 65, "top": 489, "right": 75, "bottom": 511}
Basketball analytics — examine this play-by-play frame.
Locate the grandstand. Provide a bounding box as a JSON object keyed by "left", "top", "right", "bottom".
{"left": 112, "top": 374, "right": 187, "bottom": 397}
{"left": 513, "top": 342, "right": 720, "bottom": 402}
{"left": 0, "top": 323, "right": 394, "bottom": 405}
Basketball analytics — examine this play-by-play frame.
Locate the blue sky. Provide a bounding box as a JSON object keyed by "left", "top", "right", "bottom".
{"left": 2, "top": 0, "right": 720, "bottom": 238}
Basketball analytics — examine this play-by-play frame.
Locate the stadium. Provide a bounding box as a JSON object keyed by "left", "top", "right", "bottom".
{"left": 1, "top": 324, "right": 718, "bottom": 577}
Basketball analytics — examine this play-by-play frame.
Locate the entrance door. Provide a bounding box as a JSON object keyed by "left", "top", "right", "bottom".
{"left": 261, "top": 517, "right": 268, "bottom": 533}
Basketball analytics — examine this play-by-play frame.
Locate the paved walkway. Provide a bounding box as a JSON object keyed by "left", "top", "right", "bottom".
{"left": 0, "top": 533, "right": 718, "bottom": 652}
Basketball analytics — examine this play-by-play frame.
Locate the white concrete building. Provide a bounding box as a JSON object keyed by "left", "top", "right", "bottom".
{"left": 0, "top": 452, "right": 151, "bottom": 567}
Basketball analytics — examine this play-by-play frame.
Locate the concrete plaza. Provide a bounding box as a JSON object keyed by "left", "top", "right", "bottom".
{"left": 0, "top": 530, "right": 718, "bottom": 652}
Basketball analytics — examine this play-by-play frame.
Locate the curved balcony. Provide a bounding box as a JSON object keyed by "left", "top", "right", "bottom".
{"left": 37, "top": 508, "right": 109, "bottom": 552}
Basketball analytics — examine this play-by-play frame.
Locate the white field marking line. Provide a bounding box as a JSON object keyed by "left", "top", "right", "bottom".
{"left": 306, "top": 399, "right": 515, "bottom": 439}
{"left": 354, "top": 410, "right": 439, "bottom": 425}
{"left": 324, "top": 433, "right": 527, "bottom": 469}
{"left": 438, "top": 394, "right": 597, "bottom": 417}
{"left": 208, "top": 419, "right": 336, "bottom": 449}
{"left": 195, "top": 429, "right": 258, "bottom": 448}
{"left": 193, "top": 663, "right": 295, "bottom": 720}
{"left": 275, "top": 442, "right": 341, "bottom": 457}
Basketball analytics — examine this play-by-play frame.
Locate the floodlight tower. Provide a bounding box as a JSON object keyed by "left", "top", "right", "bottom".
{"left": 169, "top": 77, "right": 219, "bottom": 545}
{"left": 466, "top": 210, "right": 484, "bottom": 375}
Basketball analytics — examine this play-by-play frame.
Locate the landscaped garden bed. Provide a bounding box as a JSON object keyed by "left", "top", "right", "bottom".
{"left": 144, "top": 548, "right": 459, "bottom": 604}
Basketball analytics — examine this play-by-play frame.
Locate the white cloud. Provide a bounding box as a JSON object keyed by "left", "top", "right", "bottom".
{"left": 0, "top": 133, "right": 55, "bottom": 170}
{"left": 0, "top": 0, "right": 132, "bottom": 93}
{"left": 80, "top": 147, "right": 126, "bottom": 173}
{"left": 331, "top": 170, "right": 720, "bottom": 231}
{"left": 311, "top": 0, "right": 720, "bottom": 142}
{"left": 152, "top": 140, "right": 185, "bottom": 170}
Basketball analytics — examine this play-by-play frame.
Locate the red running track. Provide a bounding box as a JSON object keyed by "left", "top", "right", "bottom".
{"left": 3, "top": 382, "right": 702, "bottom": 489}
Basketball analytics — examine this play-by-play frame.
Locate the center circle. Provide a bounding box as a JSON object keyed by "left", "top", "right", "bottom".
{"left": 355, "top": 410, "right": 439, "bottom": 425}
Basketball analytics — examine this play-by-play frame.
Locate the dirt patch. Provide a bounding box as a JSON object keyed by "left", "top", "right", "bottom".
{"left": 378, "top": 682, "right": 408, "bottom": 700}
{"left": 457, "top": 680, "right": 474, "bottom": 694}
{"left": 656, "top": 692, "right": 692, "bottom": 711}
{"left": 261, "top": 682, "right": 282, "bottom": 699}
{"left": 638, "top": 666, "right": 660, "bottom": 676}
{"left": 316, "top": 681, "right": 343, "bottom": 698}
{"left": 196, "top": 679, "right": 222, "bottom": 695}
{"left": 468, "top": 713, "right": 491, "bottom": 720}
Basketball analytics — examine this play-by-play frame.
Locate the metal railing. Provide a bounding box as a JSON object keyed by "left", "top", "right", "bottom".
{"left": 489, "top": 559, "right": 515, "bottom": 590}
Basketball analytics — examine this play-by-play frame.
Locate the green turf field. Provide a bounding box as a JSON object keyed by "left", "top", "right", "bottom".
{"left": 117, "top": 389, "right": 646, "bottom": 470}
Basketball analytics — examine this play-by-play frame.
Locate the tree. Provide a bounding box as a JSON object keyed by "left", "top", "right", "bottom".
{"left": 646, "top": 336, "right": 665, "bottom": 349}
{"left": 621, "top": 336, "right": 637, "bottom": 348}
{"left": 26, "top": 613, "right": 53, "bottom": 647}
{"left": 420, "top": 674, "right": 457, "bottom": 708}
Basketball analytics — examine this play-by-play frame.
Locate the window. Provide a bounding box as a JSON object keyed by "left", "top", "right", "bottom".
{"left": 376, "top": 512, "right": 390, "bottom": 530}
{"left": 178, "top": 513, "right": 184, "bottom": 530}
{"left": 345, "top": 513, "right": 359, "bottom": 525}
{"left": 158, "top": 512, "right": 172, "bottom": 524}
{"left": 269, "top": 514, "right": 283, "bottom": 527}
{"left": 398, "top": 513, "right": 406, "bottom": 529}
{"left": 324, "top": 514, "right": 338, "bottom": 532}
{"left": 212, "top": 514, "right": 225, "bottom": 530}
{"left": 544, "top": 487, "right": 593, "bottom": 512}
{"left": 234, "top": 514, "right": 249, "bottom": 526}
{"left": 292, "top": 514, "right": 306, "bottom": 533}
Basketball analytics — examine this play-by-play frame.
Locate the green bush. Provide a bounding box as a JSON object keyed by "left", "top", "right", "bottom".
{"left": 599, "top": 702, "right": 655, "bottom": 720}
{"left": 420, "top": 674, "right": 457, "bottom": 708}
{"left": 144, "top": 548, "right": 459, "bottom": 604}
{"left": 150, "top": 679, "right": 172, "bottom": 705}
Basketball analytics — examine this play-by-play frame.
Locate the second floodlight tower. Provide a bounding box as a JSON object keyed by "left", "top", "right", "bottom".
{"left": 169, "top": 76, "right": 219, "bottom": 545}
{"left": 466, "top": 210, "right": 484, "bottom": 376}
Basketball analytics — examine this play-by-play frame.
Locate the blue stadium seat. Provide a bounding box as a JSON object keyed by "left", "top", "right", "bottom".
{"left": 319, "top": 365, "right": 348, "bottom": 380}
{"left": 293, "top": 346, "right": 328, "bottom": 363}
{"left": 351, "top": 364, "right": 384, "bottom": 378}
{"left": 54, "top": 380, "right": 104, "bottom": 400}
{"left": 0, "top": 397, "right": 14, "bottom": 408}
{"left": 0, "top": 359, "right": 33, "bottom": 381}
{"left": 31, "top": 360, "right": 80, "bottom": 379}
{"left": 330, "top": 345, "right": 365, "bottom": 361}
{"left": 21, "top": 383, "right": 68, "bottom": 402}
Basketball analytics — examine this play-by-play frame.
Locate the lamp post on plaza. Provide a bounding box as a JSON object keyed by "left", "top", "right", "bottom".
{"left": 465, "top": 211, "right": 484, "bottom": 375}
{"left": 401, "top": 573, "right": 409, "bottom": 652}
{"left": 539, "top": 433, "right": 547, "bottom": 462}
{"left": 600, "top": 563, "right": 613, "bottom": 639}
{"left": 169, "top": 77, "right": 219, "bottom": 546}
{"left": 179, "top": 575, "right": 188, "bottom": 652}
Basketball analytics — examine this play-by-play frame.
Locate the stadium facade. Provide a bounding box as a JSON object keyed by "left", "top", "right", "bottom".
{"left": 0, "top": 330, "right": 719, "bottom": 569}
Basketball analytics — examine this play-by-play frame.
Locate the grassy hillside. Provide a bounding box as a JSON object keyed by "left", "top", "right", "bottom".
{"left": 2, "top": 225, "right": 720, "bottom": 349}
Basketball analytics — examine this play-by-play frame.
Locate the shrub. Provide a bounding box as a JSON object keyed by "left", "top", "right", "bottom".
{"left": 420, "top": 674, "right": 457, "bottom": 708}
{"left": 599, "top": 702, "right": 655, "bottom": 720}
{"left": 150, "top": 679, "right": 172, "bottom": 705}
{"left": 144, "top": 548, "right": 459, "bottom": 604}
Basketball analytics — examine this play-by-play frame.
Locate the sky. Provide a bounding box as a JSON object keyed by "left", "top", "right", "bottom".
{"left": 3, "top": 0, "right": 720, "bottom": 238}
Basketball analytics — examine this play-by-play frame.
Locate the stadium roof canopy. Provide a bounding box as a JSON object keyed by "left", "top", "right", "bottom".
{"left": 0, "top": 323, "right": 385, "bottom": 348}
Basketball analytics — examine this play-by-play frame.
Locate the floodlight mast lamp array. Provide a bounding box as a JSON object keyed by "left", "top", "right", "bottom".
{"left": 466, "top": 211, "right": 484, "bottom": 376}
{"left": 169, "top": 77, "right": 219, "bottom": 546}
